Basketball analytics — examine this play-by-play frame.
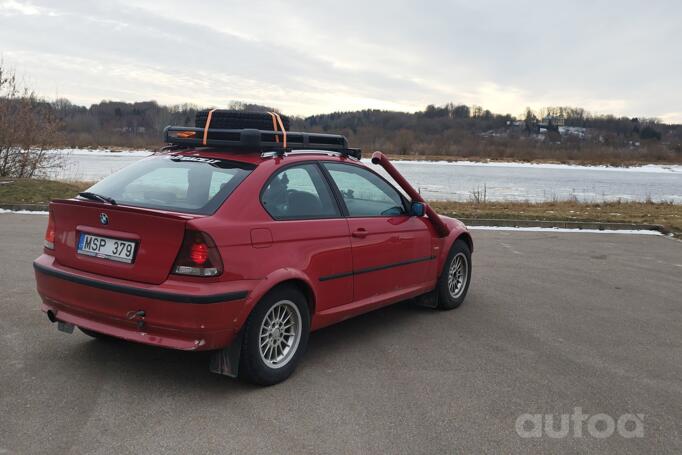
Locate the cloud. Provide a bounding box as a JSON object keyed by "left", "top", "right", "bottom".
{"left": 0, "top": 0, "right": 45, "bottom": 15}
{"left": 659, "top": 112, "right": 682, "bottom": 124}
{"left": 0, "top": 0, "right": 680, "bottom": 120}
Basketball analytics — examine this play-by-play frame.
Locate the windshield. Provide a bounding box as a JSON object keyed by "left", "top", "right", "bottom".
{"left": 83, "top": 155, "right": 255, "bottom": 214}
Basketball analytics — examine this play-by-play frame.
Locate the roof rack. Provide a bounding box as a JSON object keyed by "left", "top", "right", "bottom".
{"left": 163, "top": 126, "right": 361, "bottom": 159}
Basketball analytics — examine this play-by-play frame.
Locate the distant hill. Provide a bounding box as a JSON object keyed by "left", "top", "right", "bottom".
{"left": 45, "top": 99, "right": 682, "bottom": 165}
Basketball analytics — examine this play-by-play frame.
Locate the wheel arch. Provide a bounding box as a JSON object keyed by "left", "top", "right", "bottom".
{"left": 272, "top": 278, "right": 316, "bottom": 317}
{"left": 437, "top": 229, "right": 474, "bottom": 277}
{"left": 457, "top": 232, "right": 474, "bottom": 254}
{"left": 236, "top": 269, "right": 317, "bottom": 332}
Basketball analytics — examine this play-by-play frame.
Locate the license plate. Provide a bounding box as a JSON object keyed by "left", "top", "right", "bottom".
{"left": 78, "top": 233, "right": 136, "bottom": 263}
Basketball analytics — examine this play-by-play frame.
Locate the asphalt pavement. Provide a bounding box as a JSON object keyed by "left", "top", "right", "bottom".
{"left": 1, "top": 213, "right": 680, "bottom": 454}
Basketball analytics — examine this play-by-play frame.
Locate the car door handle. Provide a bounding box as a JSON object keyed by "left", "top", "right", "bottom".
{"left": 352, "top": 228, "right": 368, "bottom": 238}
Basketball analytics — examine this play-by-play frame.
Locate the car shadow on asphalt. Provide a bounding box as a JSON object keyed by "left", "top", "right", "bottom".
{"left": 306, "top": 300, "right": 434, "bottom": 358}
{"left": 65, "top": 300, "right": 435, "bottom": 390}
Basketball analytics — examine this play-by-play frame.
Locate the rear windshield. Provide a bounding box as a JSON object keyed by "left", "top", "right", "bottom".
{"left": 83, "top": 155, "right": 255, "bottom": 214}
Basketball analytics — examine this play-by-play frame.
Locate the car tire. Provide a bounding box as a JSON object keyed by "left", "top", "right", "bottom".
{"left": 239, "top": 285, "right": 310, "bottom": 386}
{"left": 436, "top": 239, "right": 472, "bottom": 310}
{"left": 79, "top": 327, "right": 110, "bottom": 339}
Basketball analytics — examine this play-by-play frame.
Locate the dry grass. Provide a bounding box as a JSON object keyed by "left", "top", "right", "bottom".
{"left": 0, "top": 178, "right": 90, "bottom": 204}
{"left": 430, "top": 200, "right": 682, "bottom": 235}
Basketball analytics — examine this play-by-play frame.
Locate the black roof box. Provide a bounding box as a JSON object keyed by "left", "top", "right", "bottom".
{"left": 194, "top": 110, "right": 291, "bottom": 131}
{"left": 163, "top": 110, "right": 361, "bottom": 159}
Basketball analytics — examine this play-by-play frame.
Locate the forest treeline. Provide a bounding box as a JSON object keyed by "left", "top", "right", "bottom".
{"left": 46, "top": 98, "right": 682, "bottom": 164}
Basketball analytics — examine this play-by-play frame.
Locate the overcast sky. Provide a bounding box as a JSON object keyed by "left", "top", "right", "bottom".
{"left": 1, "top": 0, "right": 680, "bottom": 121}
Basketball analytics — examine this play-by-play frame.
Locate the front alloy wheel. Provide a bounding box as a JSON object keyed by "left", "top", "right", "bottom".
{"left": 447, "top": 252, "right": 469, "bottom": 299}
{"left": 437, "top": 239, "right": 472, "bottom": 310}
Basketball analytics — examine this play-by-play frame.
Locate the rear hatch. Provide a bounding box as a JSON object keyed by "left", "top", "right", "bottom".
{"left": 51, "top": 200, "right": 192, "bottom": 284}
{"left": 48, "top": 153, "right": 255, "bottom": 285}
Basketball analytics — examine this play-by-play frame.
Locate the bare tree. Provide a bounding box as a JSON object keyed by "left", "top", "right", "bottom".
{"left": 0, "top": 61, "right": 61, "bottom": 178}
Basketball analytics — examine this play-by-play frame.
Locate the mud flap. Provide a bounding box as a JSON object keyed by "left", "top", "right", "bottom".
{"left": 209, "top": 330, "right": 244, "bottom": 378}
{"left": 415, "top": 291, "right": 439, "bottom": 308}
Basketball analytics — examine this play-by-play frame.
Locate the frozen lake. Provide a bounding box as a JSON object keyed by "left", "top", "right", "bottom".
{"left": 45, "top": 149, "right": 682, "bottom": 203}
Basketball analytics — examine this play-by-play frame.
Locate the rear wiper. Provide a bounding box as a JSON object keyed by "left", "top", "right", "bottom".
{"left": 78, "top": 192, "right": 117, "bottom": 205}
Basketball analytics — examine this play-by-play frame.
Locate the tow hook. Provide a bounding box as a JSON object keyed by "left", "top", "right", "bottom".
{"left": 127, "top": 310, "right": 146, "bottom": 330}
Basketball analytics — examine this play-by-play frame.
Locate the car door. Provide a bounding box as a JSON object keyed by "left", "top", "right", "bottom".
{"left": 260, "top": 162, "right": 354, "bottom": 314}
{"left": 322, "top": 162, "right": 433, "bottom": 303}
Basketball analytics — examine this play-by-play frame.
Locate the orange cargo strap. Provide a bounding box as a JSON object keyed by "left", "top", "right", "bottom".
{"left": 273, "top": 112, "right": 287, "bottom": 149}
{"left": 203, "top": 108, "right": 217, "bottom": 145}
{"left": 267, "top": 112, "right": 280, "bottom": 144}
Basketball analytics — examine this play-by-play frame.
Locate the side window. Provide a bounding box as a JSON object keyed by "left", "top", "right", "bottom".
{"left": 323, "top": 163, "right": 406, "bottom": 217}
{"left": 261, "top": 164, "right": 340, "bottom": 220}
{"left": 208, "top": 171, "right": 237, "bottom": 199}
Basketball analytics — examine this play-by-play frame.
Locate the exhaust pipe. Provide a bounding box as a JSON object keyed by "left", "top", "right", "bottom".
{"left": 46, "top": 309, "right": 75, "bottom": 333}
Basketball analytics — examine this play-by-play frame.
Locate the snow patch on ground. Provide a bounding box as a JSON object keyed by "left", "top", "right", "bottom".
{"left": 469, "top": 226, "right": 663, "bottom": 235}
{"left": 45, "top": 148, "right": 153, "bottom": 157}
{"left": 0, "top": 209, "right": 49, "bottom": 215}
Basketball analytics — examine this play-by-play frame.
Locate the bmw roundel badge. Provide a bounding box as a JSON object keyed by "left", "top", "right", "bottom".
{"left": 100, "top": 213, "right": 109, "bottom": 225}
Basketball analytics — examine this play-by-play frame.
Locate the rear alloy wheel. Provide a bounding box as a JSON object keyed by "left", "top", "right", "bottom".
{"left": 239, "top": 285, "right": 310, "bottom": 385}
{"left": 258, "top": 300, "right": 302, "bottom": 369}
{"left": 437, "top": 239, "right": 472, "bottom": 310}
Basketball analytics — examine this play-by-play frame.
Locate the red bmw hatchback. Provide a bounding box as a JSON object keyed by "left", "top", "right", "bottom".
{"left": 34, "top": 111, "right": 473, "bottom": 385}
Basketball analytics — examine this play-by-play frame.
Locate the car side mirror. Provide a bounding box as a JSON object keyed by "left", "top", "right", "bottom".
{"left": 410, "top": 201, "right": 425, "bottom": 217}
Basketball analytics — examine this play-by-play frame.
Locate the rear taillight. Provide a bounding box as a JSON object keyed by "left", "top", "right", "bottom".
{"left": 190, "top": 242, "right": 208, "bottom": 265}
{"left": 172, "top": 230, "right": 223, "bottom": 277}
{"left": 44, "top": 211, "right": 55, "bottom": 250}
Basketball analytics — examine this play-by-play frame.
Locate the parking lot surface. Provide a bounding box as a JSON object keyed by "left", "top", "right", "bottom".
{"left": 1, "top": 213, "right": 680, "bottom": 454}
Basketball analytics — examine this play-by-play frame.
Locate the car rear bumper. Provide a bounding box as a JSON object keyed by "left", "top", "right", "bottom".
{"left": 34, "top": 254, "right": 253, "bottom": 351}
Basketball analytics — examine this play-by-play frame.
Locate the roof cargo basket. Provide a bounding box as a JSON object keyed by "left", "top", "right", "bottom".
{"left": 163, "top": 110, "right": 361, "bottom": 159}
